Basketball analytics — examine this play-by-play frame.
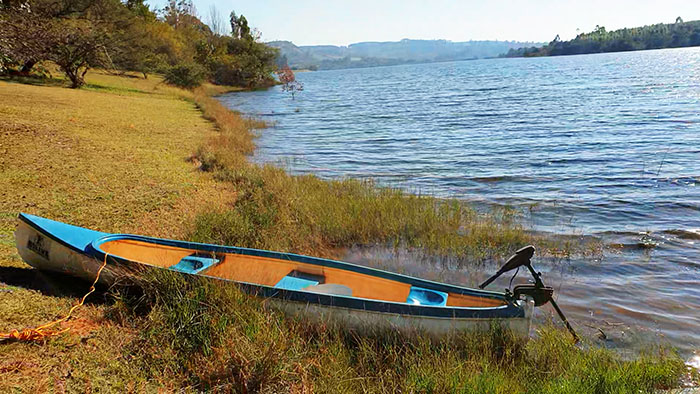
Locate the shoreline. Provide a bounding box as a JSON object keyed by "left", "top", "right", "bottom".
{"left": 219, "top": 84, "right": 700, "bottom": 361}
{"left": 208, "top": 83, "right": 700, "bottom": 375}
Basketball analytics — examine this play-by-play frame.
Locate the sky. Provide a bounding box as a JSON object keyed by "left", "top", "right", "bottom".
{"left": 147, "top": 0, "right": 700, "bottom": 46}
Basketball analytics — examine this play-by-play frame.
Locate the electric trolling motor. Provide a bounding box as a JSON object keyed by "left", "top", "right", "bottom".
{"left": 479, "top": 245, "right": 578, "bottom": 342}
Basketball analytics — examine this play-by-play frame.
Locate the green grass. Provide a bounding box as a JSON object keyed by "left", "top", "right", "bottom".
{"left": 107, "top": 270, "right": 691, "bottom": 392}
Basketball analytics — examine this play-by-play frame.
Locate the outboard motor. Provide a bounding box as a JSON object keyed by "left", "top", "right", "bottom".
{"left": 479, "top": 245, "right": 578, "bottom": 342}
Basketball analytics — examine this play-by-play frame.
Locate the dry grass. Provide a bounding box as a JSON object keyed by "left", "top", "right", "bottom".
{"left": 0, "top": 71, "right": 236, "bottom": 255}
{"left": 0, "top": 70, "right": 236, "bottom": 390}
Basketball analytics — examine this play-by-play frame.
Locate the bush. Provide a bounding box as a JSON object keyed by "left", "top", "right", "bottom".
{"left": 207, "top": 40, "right": 278, "bottom": 87}
{"left": 164, "top": 62, "right": 207, "bottom": 88}
{"left": 0, "top": 53, "right": 10, "bottom": 75}
{"left": 209, "top": 55, "right": 244, "bottom": 86}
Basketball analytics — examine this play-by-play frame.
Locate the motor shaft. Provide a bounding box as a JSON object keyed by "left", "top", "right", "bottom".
{"left": 549, "top": 297, "right": 579, "bottom": 343}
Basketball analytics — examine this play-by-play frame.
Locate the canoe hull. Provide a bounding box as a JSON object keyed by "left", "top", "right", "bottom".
{"left": 15, "top": 219, "right": 127, "bottom": 285}
{"left": 15, "top": 214, "right": 534, "bottom": 338}
{"left": 273, "top": 298, "right": 533, "bottom": 338}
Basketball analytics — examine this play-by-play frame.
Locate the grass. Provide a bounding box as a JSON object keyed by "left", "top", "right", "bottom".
{"left": 0, "top": 69, "right": 237, "bottom": 390}
{"left": 0, "top": 68, "right": 695, "bottom": 392}
{"left": 107, "top": 270, "right": 691, "bottom": 392}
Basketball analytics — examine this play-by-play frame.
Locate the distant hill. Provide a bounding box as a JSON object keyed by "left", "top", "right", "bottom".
{"left": 505, "top": 19, "right": 700, "bottom": 57}
{"left": 268, "top": 39, "right": 544, "bottom": 70}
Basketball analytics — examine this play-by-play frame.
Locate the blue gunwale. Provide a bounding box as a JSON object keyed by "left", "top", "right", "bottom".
{"left": 18, "top": 213, "right": 525, "bottom": 319}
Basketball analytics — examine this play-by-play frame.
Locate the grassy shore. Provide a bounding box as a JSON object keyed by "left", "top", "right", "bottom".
{"left": 0, "top": 71, "right": 695, "bottom": 392}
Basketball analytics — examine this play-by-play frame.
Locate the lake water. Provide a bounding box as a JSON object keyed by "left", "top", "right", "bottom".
{"left": 219, "top": 47, "right": 700, "bottom": 361}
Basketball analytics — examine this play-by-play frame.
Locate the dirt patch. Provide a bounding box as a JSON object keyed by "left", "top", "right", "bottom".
{"left": 63, "top": 317, "right": 104, "bottom": 339}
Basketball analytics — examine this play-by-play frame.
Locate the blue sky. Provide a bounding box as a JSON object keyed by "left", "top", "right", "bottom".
{"left": 147, "top": 0, "right": 700, "bottom": 45}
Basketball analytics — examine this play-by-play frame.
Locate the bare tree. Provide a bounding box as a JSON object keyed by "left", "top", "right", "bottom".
{"left": 250, "top": 27, "right": 262, "bottom": 42}
{"left": 207, "top": 4, "right": 226, "bottom": 35}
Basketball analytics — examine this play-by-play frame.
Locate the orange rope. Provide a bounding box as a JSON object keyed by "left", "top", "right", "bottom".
{"left": 0, "top": 253, "right": 109, "bottom": 342}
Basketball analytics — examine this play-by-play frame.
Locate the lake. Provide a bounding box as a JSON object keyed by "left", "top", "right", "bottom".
{"left": 219, "top": 47, "right": 700, "bottom": 361}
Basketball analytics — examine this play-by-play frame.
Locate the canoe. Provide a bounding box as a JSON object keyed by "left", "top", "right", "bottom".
{"left": 14, "top": 213, "right": 534, "bottom": 337}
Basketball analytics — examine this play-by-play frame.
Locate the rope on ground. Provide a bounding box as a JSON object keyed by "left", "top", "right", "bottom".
{"left": 0, "top": 253, "right": 109, "bottom": 342}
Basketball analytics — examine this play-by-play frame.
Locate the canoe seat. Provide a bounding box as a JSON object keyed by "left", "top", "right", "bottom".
{"left": 275, "top": 270, "right": 324, "bottom": 291}
{"left": 170, "top": 254, "right": 219, "bottom": 274}
{"left": 406, "top": 286, "right": 448, "bottom": 307}
{"left": 305, "top": 284, "right": 353, "bottom": 297}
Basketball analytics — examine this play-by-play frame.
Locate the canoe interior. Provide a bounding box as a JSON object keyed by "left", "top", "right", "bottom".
{"left": 99, "top": 238, "right": 506, "bottom": 308}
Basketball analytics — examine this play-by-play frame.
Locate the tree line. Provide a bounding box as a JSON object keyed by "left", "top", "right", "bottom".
{"left": 0, "top": 0, "right": 278, "bottom": 88}
{"left": 505, "top": 18, "right": 700, "bottom": 58}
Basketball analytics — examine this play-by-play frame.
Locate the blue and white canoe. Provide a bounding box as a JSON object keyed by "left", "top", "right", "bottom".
{"left": 15, "top": 213, "right": 534, "bottom": 337}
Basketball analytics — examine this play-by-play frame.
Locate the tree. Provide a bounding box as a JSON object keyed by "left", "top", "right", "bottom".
{"left": 1, "top": 0, "right": 141, "bottom": 78}
{"left": 163, "top": 62, "right": 206, "bottom": 88}
{"left": 0, "top": 10, "right": 55, "bottom": 73}
{"left": 237, "top": 15, "right": 250, "bottom": 39}
{"left": 209, "top": 39, "right": 277, "bottom": 87}
{"left": 2, "top": 0, "right": 279, "bottom": 87}
{"left": 276, "top": 64, "right": 303, "bottom": 99}
{"left": 49, "top": 20, "right": 109, "bottom": 88}
{"left": 229, "top": 11, "right": 251, "bottom": 40}
{"left": 109, "top": 19, "right": 166, "bottom": 78}
{"left": 125, "top": 0, "right": 155, "bottom": 21}
{"left": 162, "top": 0, "right": 196, "bottom": 29}
{"left": 506, "top": 19, "right": 700, "bottom": 58}
{"left": 229, "top": 11, "right": 239, "bottom": 38}
{"left": 593, "top": 25, "right": 607, "bottom": 37}
{"left": 207, "top": 4, "right": 225, "bottom": 35}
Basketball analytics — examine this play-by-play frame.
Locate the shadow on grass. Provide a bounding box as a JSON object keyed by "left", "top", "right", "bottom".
{"left": 83, "top": 82, "right": 152, "bottom": 95}
{"left": 1, "top": 74, "right": 151, "bottom": 95}
{"left": 0, "top": 266, "right": 111, "bottom": 305}
{"left": 0, "top": 75, "right": 67, "bottom": 88}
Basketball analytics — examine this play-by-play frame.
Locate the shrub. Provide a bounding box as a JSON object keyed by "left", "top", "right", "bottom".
{"left": 0, "top": 53, "right": 10, "bottom": 74}
{"left": 164, "top": 62, "right": 207, "bottom": 88}
{"left": 209, "top": 56, "right": 248, "bottom": 87}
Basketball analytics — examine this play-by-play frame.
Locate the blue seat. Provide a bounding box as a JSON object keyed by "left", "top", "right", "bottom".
{"left": 275, "top": 270, "right": 324, "bottom": 291}
{"left": 170, "top": 255, "right": 219, "bottom": 274}
{"left": 406, "top": 286, "right": 448, "bottom": 306}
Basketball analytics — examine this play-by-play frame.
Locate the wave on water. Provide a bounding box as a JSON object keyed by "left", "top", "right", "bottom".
{"left": 664, "top": 228, "right": 700, "bottom": 240}
{"left": 465, "top": 175, "right": 555, "bottom": 183}
{"left": 689, "top": 353, "right": 700, "bottom": 369}
{"left": 470, "top": 86, "right": 506, "bottom": 92}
